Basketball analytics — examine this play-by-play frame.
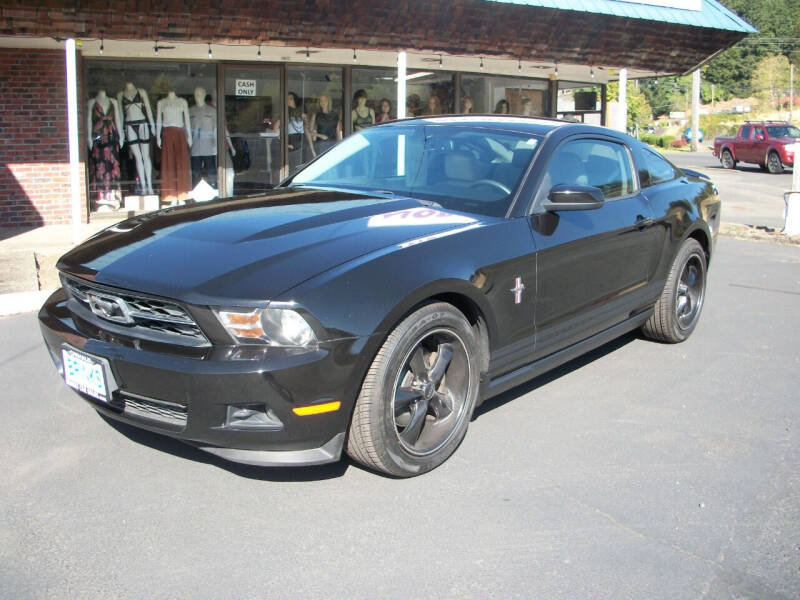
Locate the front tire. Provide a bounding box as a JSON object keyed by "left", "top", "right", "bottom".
{"left": 642, "top": 238, "right": 707, "bottom": 343}
{"left": 347, "top": 302, "right": 480, "bottom": 477}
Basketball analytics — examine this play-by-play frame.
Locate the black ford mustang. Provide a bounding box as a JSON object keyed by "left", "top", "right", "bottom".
{"left": 39, "top": 116, "right": 720, "bottom": 477}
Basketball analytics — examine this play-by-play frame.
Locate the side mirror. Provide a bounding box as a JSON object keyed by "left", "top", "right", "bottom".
{"left": 541, "top": 184, "right": 605, "bottom": 211}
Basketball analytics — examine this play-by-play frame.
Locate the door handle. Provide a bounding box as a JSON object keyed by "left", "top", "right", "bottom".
{"left": 636, "top": 215, "right": 655, "bottom": 229}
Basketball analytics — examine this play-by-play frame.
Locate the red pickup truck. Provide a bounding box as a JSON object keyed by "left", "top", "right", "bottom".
{"left": 713, "top": 121, "right": 799, "bottom": 174}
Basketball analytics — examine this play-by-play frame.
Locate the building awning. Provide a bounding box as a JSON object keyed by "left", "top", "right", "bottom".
{"left": 485, "top": 0, "right": 756, "bottom": 33}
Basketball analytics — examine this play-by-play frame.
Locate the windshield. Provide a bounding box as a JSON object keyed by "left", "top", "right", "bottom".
{"left": 766, "top": 125, "right": 800, "bottom": 138}
{"left": 289, "top": 125, "right": 541, "bottom": 217}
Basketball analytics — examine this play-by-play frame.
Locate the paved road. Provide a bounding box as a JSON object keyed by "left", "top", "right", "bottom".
{"left": 667, "top": 149, "right": 791, "bottom": 230}
{"left": 2, "top": 237, "right": 799, "bottom": 600}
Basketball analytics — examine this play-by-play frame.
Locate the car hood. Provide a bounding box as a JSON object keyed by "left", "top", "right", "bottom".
{"left": 58, "top": 189, "right": 484, "bottom": 306}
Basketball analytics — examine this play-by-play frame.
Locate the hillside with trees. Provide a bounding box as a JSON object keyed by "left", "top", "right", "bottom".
{"left": 634, "top": 0, "right": 800, "bottom": 132}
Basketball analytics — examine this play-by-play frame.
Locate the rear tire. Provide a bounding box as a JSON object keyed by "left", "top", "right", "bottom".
{"left": 642, "top": 238, "right": 707, "bottom": 344}
{"left": 767, "top": 151, "right": 784, "bottom": 174}
{"left": 347, "top": 302, "right": 480, "bottom": 477}
{"left": 720, "top": 149, "right": 736, "bottom": 170}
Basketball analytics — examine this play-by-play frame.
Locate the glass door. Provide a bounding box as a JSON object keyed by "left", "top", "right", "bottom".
{"left": 221, "top": 66, "right": 282, "bottom": 197}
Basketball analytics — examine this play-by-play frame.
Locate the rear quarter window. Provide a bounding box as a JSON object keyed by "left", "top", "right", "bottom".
{"left": 639, "top": 148, "right": 681, "bottom": 188}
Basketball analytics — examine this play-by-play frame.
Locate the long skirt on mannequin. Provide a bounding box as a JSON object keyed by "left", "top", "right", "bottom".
{"left": 160, "top": 127, "right": 191, "bottom": 205}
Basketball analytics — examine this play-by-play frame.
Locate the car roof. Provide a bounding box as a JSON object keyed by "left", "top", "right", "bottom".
{"left": 378, "top": 114, "right": 573, "bottom": 136}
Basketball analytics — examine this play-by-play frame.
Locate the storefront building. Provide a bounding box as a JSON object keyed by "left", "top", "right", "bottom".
{"left": 0, "top": 0, "right": 754, "bottom": 228}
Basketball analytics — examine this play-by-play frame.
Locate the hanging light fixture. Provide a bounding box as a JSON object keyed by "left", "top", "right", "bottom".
{"left": 154, "top": 40, "right": 159, "bottom": 55}
{"left": 518, "top": 58, "right": 522, "bottom": 72}
{"left": 439, "top": 54, "right": 443, "bottom": 68}
{"left": 353, "top": 49, "right": 357, "bottom": 63}
{"left": 306, "top": 46, "right": 310, "bottom": 61}
{"left": 554, "top": 62, "right": 559, "bottom": 77}
{"left": 207, "top": 43, "right": 212, "bottom": 58}
{"left": 590, "top": 66, "right": 595, "bottom": 78}
{"left": 99, "top": 37, "right": 104, "bottom": 55}
{"left": 257, "top": 44, "right": 262, "bottom": 58}
{"left": 480, "top": 56, "right": 484, "bottom": 71}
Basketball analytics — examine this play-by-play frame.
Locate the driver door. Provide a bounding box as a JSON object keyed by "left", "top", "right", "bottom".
{"left": 530, "top": 136, "right": 658, "bottom": 359}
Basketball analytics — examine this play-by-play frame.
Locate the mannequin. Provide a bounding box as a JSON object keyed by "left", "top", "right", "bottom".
{"left": 87, "top": 90, "right": 123, "bottom": 209}
{"left": 117, "top": 82, "right": 155, "bottom": 195}
{"left": 520, "top": 98, "right": 534, "bottom": 116}
{"left": 189, "top": 87, "right": 218, "bottom": 189}
{"left": 351, "top": 89, "right": 375, "bottom": 131}
{"left": 374, "top": 98, "right": 394, "bottom": 124}
{"left": 311, "top": 93, "right": 342, "bottom": 155}
{"left": 287, "top": 91, "right": 315, "bottom": 172}
{"left": 156, "top": 90, "right": 192, "bottom": 205}
{"left": 421, "top": 95, "right": 441, "bottom": 116}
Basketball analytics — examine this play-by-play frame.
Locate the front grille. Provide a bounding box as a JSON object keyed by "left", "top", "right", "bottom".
{"left": 119, "top": 391, "right": 188, "bottom": 430}
{"left": 62, "top": 275, "right": 210, "bottom": 347}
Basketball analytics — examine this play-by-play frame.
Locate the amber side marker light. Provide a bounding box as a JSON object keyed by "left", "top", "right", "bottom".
{"left": 293, "top": 401, "right": 341, "bottom": 416}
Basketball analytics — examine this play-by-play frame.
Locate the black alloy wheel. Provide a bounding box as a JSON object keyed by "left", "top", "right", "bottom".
{"left": 347, "top": 302, "right": 480, "bottom": 477}
{"left": 392, "top": 328, "right": 471, "bottom": 456}
{"left": 674, "top": 254, "right": 705, "bottom": 332}
{"left": 767, "top": 151, "right": 784, "bottom": 174}
{"left": 642, "top": 238, "right": 707, "bottom": 343}
{"left": 721, "top": 149, "right": 736, "bottom": 170}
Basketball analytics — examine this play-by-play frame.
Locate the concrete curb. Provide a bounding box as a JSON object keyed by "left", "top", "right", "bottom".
{"left": 0, "top": 290, "right": 55, "bottom": 317}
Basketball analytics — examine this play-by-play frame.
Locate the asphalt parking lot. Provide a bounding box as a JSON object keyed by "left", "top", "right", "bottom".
{"left": 2, "top": 236, "right": 799, "bottom": 600}
{"left": 668, "top": 149, "right": 792, "bottom": 230}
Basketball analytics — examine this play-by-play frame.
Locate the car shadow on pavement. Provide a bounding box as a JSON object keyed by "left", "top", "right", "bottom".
{"left": 474, "top": 331, "right": 638, "bottom": 418}
{"left": 99, "top": 414, "right": 351, "bottom": 481}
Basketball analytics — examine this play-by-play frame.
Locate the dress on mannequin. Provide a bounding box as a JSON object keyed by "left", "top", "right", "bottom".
{"left": 157, "top": 92, "right": 192, "bottom": 204}
{"left": 88, "top": 93, "right": 122, "bottom": 208}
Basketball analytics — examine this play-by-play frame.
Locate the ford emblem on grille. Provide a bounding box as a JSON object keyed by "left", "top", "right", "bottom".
{"left": 87, "top": 292, "right": 134, "bottom": 324}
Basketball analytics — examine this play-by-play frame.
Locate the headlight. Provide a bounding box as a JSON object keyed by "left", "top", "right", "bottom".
{"left": 216, "top": 307, "right": 318, "bottom": 348}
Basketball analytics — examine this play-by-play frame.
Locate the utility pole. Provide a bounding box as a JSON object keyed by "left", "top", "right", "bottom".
{"left": 790, "top": 64, "right": 794, "bottom": 123}
{"left": 711, "top": 84, "right": 715, "bottom": 114}
{"left": 691, "top": 69, "right": 700, "bottom": 152}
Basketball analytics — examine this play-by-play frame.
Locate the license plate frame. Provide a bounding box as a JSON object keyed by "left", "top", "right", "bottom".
{"left": 61, "top": 346, "right": 117, "bottom": 403}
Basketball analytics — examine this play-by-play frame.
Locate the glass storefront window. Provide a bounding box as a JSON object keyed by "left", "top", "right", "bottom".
{"left": 86, "top": 60, "right": 216, "bottom": 210}
{"left": 406, "top": 71, "right": 455, "bottom": 117}
{"left": 287, "top": 67, "right": 344, "bottom": 173}
{"left": 223, "top": 67, "right": 282, "bottom": 196}
{"left": 460, "top": 76, "right": 549, "bottom": 116}
{"left": 558, "top": 82, "right": 603, "bottom": 125}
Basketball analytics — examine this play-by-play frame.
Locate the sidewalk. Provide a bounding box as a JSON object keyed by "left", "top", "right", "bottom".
{"left": 0, "top": 219, "right": 113, "bottom": 316}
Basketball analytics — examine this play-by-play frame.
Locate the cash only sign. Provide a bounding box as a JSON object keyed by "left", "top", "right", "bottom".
{"left": 235, "top": 79, "right": 256, "bottom": 97}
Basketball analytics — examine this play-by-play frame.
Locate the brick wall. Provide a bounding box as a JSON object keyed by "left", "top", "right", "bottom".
{"left": 0, "top": 47, "right": 86, "bottom": 227}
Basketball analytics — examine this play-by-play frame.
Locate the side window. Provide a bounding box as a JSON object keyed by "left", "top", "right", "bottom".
{"left": 545, "top": 139, "right": 635, "bottom": 200}
{"left": 641, "top": 148, "right": 680, "bottom": 188}
{"left": 740, "top": 126, "right": 751, "bottom": 139}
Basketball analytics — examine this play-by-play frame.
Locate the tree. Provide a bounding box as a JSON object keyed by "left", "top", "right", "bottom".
{"left": 751, "top": 54, "right": 791, "bottom": 106}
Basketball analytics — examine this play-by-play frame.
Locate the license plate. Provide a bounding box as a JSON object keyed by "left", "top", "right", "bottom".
{"left": 62, "top": 348, "right": 111, "bottom": 402}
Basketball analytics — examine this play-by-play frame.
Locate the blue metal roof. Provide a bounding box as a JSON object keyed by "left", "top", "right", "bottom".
{"left": 483, "top": 0, "right": 757, "bottom": 33}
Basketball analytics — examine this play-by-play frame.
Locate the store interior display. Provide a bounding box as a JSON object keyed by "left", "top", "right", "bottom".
{"left": 83, "top": 61, "right": 567, "bottom": 214}
{"left": 87, "top": 90, "right": 123, "bottom": 210}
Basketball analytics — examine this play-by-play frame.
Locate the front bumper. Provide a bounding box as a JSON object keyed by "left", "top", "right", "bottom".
{"left": 39, "top": 288, "right": 370, "bottom": 467}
